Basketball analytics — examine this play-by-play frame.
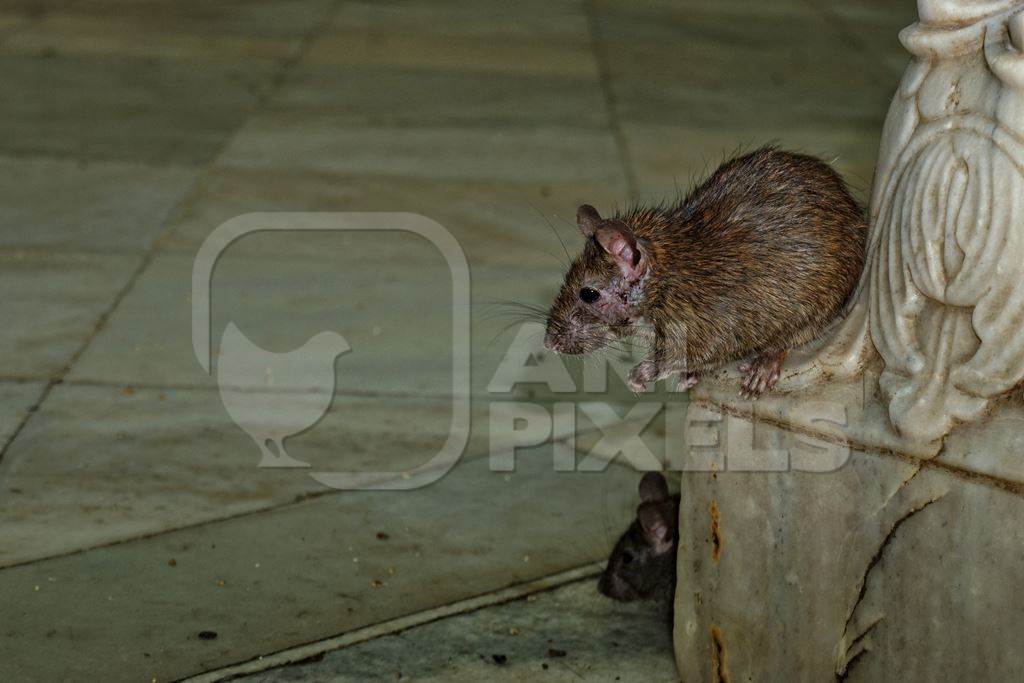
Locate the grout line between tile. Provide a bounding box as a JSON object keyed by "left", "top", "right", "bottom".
{"left": 0, "top": 460, "right": 464, "bottom": 571}
{"left": 0, "top": 246, "right": 177, "bottom": 468}
{"left": 179, "top": 562, "right": 604, "bottom": 683}
{"left": 0, "top": 414, "right": 636, "bottom": 572}
{"left": 583, "top": 0, "right": 640, "bottom": 205}
{"left": 0, "top": 373, "right": 640, "bottom": 407}
{"left": 0, "top": 245, "right": 155, "bottom": 259}
{"left": 0, "top": 373, "right": 661, "bottom": 406}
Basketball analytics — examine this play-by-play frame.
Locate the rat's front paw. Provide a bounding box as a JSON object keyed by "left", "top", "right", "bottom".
{"left": 628, "top": 361, "right": 659, "bottom": 393}
{"left": 677, "top": 372, "right": 700, "bottom": 392}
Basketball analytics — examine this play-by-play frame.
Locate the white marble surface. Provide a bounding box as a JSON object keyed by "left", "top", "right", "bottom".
{"left": 678, "top": 5, "right": 1024, "bottom": 679}
{"left": 673, "top": 403, "right": 1024, "bottom": 680}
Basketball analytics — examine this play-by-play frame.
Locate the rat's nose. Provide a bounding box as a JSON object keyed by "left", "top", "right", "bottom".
{"left": 543, "top": 332, "right": 560, "bottom": 353}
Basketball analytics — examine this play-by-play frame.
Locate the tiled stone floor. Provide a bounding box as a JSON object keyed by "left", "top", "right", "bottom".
{"left": 0, "top": 0, "right": 917, "bottom": 680}
{"left": 248, "top": 579, "right": 679, "bottom": 683}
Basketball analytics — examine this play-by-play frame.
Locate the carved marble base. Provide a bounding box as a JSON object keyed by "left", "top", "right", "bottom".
{"left": 763, "top": 1, "right": 1024, "bottom": 450}
{"left": 673, "top": 1, "right": 1024, "bottom": 678}
{"left": 672, "top": 406, "right": 1024, "bottom": 680}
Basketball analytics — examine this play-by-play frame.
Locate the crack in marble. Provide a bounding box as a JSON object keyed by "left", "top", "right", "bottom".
{"left": 878, "top": 462, "right": 924, "bottom": 512}
{"left": 835, "top": 614, "right": 882, "bottom": 682}
{"left": 836, "top": 495, "right": 946, "bottom": 677}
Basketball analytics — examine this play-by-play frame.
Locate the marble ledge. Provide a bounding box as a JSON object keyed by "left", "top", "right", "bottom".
{"left": 689, "top": 365, "right": 1024, "bottom": 492}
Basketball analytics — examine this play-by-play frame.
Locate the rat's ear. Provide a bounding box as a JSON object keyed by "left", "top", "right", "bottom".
{"left": 638, "top": 503, "right": 674, "bottom": 555}
{"left": 639, "top": 472, "right": 669, "bottom": 503}
{"left": 576, "top": 204, "right": 602, "bottom": 238}
{"left": 596, "top": 224, "right": 646, "bottom": 281}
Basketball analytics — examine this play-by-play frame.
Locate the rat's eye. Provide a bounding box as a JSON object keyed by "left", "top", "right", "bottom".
{"left": 579, "top": 287, "right": 600, "bottom": 304}
{"left": 621, "top": 550, "right": 634, "bottom": 565}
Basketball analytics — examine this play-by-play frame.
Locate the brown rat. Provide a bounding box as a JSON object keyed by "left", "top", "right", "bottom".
{"left": 543, "top": 146, "right": 867, "bottom": 397}
{"left": 598, "top": 472, "right": 679, "bottom": 608}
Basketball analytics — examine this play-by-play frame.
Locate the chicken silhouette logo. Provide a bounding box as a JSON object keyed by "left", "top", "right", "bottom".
{"left": 192, "top": 212, "right": 470, "bottom": 491}
{"left": 217, "top": 322, "right": 350, "bottom": 468}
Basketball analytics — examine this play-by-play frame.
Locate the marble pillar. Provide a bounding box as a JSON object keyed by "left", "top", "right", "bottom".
{"left": 674, "top": 2, "right": 1024, "bottom": 680}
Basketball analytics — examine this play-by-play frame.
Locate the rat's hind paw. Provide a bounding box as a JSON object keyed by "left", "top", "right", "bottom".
{"left": 739, "top": 351, "right": 787, "bottom": 399}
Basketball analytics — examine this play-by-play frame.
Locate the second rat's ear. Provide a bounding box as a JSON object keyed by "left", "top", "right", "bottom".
{"left": 576, "top": 204, "right": 602, "bottom": 238}
{"left": 596, "top": 224, "right": 646, "bottom": 281}
{"left": 639, "top": 472, "right": 669, "bottom": 503}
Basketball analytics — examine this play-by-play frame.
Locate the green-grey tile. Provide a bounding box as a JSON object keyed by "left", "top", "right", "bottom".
{"left": 159, "top": 167, "right": 625, "bottom": 269}
{"left": 0, "top": 381, "right": 44, "bottom": 448}
{"left": 0, "top": 382, "right": 517, "bottom": 567}
{"left": 0, "top": 444, "right": 641, "bottom": 682}
{"left": 0, "top": 250, "right": 138, "bottom": 377}
{"left": 0, "top": 54, "right": 268, "bottom": 165}
{"left": 249, "top": 580, "right": 677, "bottom": 682}
{"left": 0, "top": 157, "right": 195, "bottom": 251}
{"left": 216, "top": 114, "right": 623, "bottom": 184}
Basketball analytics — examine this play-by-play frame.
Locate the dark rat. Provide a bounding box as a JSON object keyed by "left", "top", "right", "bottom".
{"left": 543, "top": 146, "right": 867, "bottom": 397}
{"left": 598, "top": 472, "right": 679, "bottom": 607}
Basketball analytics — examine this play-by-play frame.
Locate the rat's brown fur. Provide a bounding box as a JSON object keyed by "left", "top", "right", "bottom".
{"left": 544, "top": 146, "right": 867, "bottom": 396}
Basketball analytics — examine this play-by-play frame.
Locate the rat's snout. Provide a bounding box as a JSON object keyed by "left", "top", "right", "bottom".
{"left": 544, "top": 330, "right": 583, "bottom": 355}
{"left": 597, "top": 568, "right": 636, "bottom": 602}
{"left": 544, "top": 317, "right": 589, "bottom": 355}
{"left": 543, "top": 317, "right": 571, "bottom": 354}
